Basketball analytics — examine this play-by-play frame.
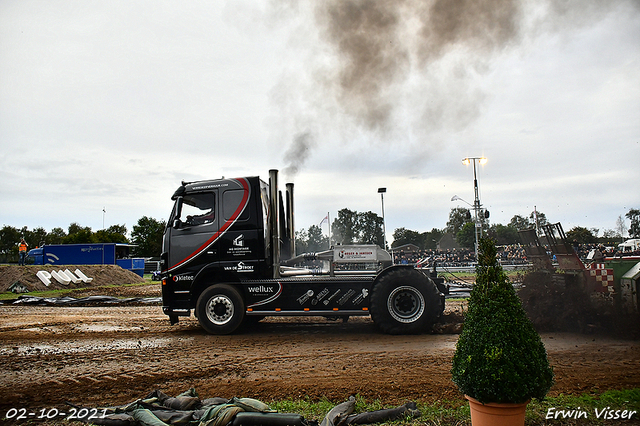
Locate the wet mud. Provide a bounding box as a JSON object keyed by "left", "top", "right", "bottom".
{"left": 1, "top": 300, "right": 639, "bottom": 421}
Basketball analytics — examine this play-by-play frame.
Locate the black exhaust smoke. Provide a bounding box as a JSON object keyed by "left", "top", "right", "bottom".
{"left": 276, "top": 0, "right": 638, "bottom": 174}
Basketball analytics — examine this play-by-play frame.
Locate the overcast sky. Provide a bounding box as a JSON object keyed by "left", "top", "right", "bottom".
{"left": 1, "top": 0, "right": 639, "bottom": 242}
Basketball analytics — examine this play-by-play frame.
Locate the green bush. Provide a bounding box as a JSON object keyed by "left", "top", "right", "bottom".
{"left": 451, "top": 238, "right": 554, "bottom": 404}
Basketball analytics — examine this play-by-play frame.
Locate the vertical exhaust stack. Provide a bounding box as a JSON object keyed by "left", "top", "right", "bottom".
{"left": 286, "top": 183, "right": 295, "bottom": 258}
{"left": 279, "top": 191, "right": 288, "bottom": 259}
{"left": 269, "top": 169, "right": 280, "bottom": 278}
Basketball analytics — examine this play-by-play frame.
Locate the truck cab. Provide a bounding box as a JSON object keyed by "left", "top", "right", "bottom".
{"left": 26, "top": 247, "right": 43, "bottom": 265}
{"left": 162, "top": 176, "right": 274, "bottom": 318}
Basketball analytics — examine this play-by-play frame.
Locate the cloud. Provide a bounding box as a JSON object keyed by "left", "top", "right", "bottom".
{"left": 0, "top": 0, "right": 638, "bottom": 236}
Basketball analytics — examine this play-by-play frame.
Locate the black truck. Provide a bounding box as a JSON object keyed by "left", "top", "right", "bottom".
{"left": 161, "top": 169, "right": 446, "bottom": 334}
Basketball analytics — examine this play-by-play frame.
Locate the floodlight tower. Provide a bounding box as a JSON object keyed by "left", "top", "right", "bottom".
{"left": 462, "top": 157, "right": 487, "bottom": 261}
{"left": 378, "top": 187, "right": 387, "bottom": 250}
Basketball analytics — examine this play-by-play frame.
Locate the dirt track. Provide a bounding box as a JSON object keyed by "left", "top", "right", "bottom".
{"left": 1, "top": 290, "right": 640, "bottom": 418}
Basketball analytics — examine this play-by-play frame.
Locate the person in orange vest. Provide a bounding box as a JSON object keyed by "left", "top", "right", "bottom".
{"left": 18, "top": 238, "right": 28, "bottom": 266}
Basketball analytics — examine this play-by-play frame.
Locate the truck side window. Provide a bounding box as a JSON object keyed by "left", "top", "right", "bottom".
{"left": 223, "top": 189, "right": 249, "bottom": 221}
{"left": 181, "top": 193, "right": 215, "bottom": 227}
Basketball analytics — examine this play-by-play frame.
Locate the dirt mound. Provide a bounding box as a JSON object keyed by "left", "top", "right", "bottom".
{"left": 0, "top": 264, "right": 146, "bottom": 293}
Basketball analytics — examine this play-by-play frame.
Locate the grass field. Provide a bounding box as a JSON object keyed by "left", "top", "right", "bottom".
{"left": 269, "top": 389, "right": 640, "bottom": 425}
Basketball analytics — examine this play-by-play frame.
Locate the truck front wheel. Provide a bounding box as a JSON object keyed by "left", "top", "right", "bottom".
{"left": 196, "top": 284, "right": 245, "bottom": 335}
{"left": 370, "top": 268, "right": 442, "bottom": 335}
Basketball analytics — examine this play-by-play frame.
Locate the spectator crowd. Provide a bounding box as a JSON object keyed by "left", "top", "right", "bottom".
{"left": 573, "top": 243, "right": 640, "bottom": 261}
{"left": 392, "top": 242, "right": 639, "bottom": 268}
{"left": 392, "top": 244, "right": 529, "bottom": 267}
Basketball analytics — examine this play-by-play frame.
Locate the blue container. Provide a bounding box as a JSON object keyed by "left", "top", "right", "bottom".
{"left": 27, "top": 243, "right": 145, "bottom": 276}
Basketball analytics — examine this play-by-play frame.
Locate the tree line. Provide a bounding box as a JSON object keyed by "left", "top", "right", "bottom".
{"left": 299, "top": 207, "right": 640, "bottom": 253}
{"left": 0, "top": 217, "right": 166, "bottom": 261}
{"left": 2, "top": 208, "right": 638, "bottom": 261}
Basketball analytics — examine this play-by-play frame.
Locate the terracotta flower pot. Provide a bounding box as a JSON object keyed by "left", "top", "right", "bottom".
{"left": 466, "top": 396, "right": 529, "bottom": 426}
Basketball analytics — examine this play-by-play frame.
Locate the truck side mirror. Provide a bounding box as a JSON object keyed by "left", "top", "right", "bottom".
{"left": 173, "top": 219, "right": 182, "bottom": 229}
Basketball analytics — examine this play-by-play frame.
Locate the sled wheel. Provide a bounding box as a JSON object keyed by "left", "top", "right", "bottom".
{"left": 370, "top": 268, "right": 442, "bottom": 335}
{"left": 196, "top": 284, "right": 245, "bottom": 334}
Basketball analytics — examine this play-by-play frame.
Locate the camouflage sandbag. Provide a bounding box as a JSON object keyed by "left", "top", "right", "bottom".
{"left": 131, "top": 408, "right": 171, "bottom": 426}
{"left": 151, "top": 409, "right": 196, "bottom": 425}
{"left": 201, "top": 397, "right": 230, "bottom": 407}
{"left": 89, "top": 413, "right": 136, "bottom": 426}
{"left": 144, "top": 389, "right": 171, "bottom": 404}
{"left": 194, "top": 399, "right": 230, "bottom": 421}
{"left": 115, "top": 401, "right": 145, "bottom": 414}
{"left": 199, "top": 404, "right": 243, "bottom": 426}
{"left": 229, "top": 397, "right": 275, "bottom": 413}
{"left": 176, "top": 388, "right": 199, "bottom": 398}
{"left": 9, "top": 281, "right": 29, "bottom": 294}
{"left": 162, "top": 396, "right": 200, "bottom": 411}
{"left": 143, "top": 388, "right": 200, "bottom": 411}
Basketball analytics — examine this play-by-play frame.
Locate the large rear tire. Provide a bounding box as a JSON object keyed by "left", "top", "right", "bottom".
{"left": 196, "top": 284, "right": 245, "bottom": 335}
{"left": 370, "top": 268, "right": 442, "bottom": 335}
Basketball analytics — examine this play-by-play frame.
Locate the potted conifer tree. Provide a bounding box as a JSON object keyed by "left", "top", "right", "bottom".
{"left": 451, "top": 237, "right": 554, "bottom": 426}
